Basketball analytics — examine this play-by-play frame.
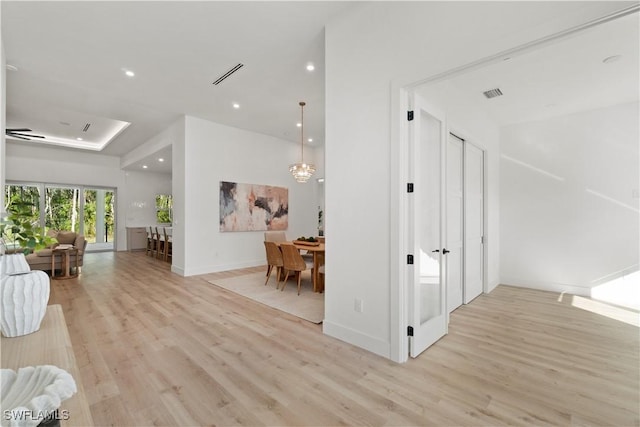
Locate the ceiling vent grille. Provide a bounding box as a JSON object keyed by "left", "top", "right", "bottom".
{"left": 212, "top": 63, "right": 244, "bottom": 85}
{"left": 483, "top": 88, "right": 503, "bottom": 99}
{"left": 82, "top": 123, "right": 91, "bottom": 132}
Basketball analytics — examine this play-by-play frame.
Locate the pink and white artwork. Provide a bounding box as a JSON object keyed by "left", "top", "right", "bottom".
{"left": 219, "top": 181, "right": 288, "bottom": 232}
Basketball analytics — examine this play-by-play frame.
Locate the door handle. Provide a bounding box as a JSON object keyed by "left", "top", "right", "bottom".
{"left": 442, "top": 248, "right": 450, "bottom": 254}
{"left": 431, "top": 249, "right": 440, "bottom": 253}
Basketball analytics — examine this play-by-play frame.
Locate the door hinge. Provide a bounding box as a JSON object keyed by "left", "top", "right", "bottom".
{"left": 407, "top": 183, "right": 414, "bottom": 193}
{"left": 407, "top": 254, "right": 414, "bottom": 265}
{"left": 407, "top": 110, "right": 414, "bottom": 121}
{"left": 407, "top": 326, "right": 414, "bottom": 336}
{"left": 481, "top": 236, "right": 484, "bottom": 244}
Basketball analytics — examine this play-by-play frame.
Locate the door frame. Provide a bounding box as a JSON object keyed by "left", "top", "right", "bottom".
{"left": 391, "top": 85, "right": 491, "bottom": 362}
{"left": 390, "top": 4, "right": 639, "bottom": 363}
{"left": 82, "top": 186, "right": 118, "bottom": 251}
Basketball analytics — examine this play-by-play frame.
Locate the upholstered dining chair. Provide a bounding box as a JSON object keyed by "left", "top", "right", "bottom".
{"left": 263, "top": 241, "right": 284, "bottom": 288}
{"left": 265, "top": 230, "right": 314, "bottom": 261}
{"left": 264, "top": 231, "right": 287, "bottom": 242}
{"left": 280, "top": 243, "right": 314, "bottom": 295}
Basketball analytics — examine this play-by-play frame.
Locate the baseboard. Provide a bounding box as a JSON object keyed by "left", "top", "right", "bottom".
{"left": 500, "top": 277, "right": 591, "bottom": 297}
{"left": 171, "top": 265, "right": 185, "bottom": 276}
{"left": 181, "top": 259, "right": 264, "bottom": 277}
{"left": 323, "top": 320, "right": 390, "bottom": 360}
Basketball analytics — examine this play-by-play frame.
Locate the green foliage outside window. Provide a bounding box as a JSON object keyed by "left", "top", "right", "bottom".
{"left": 45, "top": 187, "right": 80, "bottom": 232}
{"left": 156, "top": 194, "right": 173, "bottom": 224}
{"left": 4, "top": 184, "right": 116, "bottom": 246}
{"left": 82, "top": 190, "right": 115, "bottom": 243}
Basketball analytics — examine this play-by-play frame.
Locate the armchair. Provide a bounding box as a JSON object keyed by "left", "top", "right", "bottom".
{"left": 24, "top": 231, "right": 87, "bottom": 273}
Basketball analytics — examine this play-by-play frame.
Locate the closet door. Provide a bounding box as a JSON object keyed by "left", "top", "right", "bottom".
{"left": 465, "top": 143, "right": 484, "bottom": 303}
{"left": 446, "top": 134, "right": 464, "bottom": 312}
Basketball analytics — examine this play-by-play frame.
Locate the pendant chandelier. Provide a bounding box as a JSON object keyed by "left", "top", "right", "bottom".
{"left": 289, "top": 101, "right": 315, "bottom": 183}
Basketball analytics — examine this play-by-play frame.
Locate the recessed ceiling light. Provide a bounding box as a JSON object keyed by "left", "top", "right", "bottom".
{"left": 296, "top": 123, "right": 302, "bottom": 127}
{"left": 124, "top": 70, "right": 135, "bottom": 77}
{"left": 602, "top": 55, "right": 622, "bottom": 64}
{"left": 6, "top": 64, "right": 18, "bottom": 72}
{"left": 306, "top": 63, "right": 315, "bottom": 71}
{"left": 308, "top": 138, "right": 313, "bottom": 143}
{"left": 76, "top": 137, "right": 83, "bottom": 141}
{"left": 233, "top": 103, "right": 240, "bottom": 109}
{"left": 158, "top": 158, "right": 164, "bottom": 162}
{"left": 142, "top": 165, "right": 148, "bottom": 169}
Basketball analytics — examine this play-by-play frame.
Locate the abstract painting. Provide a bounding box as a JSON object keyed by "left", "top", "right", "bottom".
{"left": 220, "top": 181, "right": 288, "bottom": 232}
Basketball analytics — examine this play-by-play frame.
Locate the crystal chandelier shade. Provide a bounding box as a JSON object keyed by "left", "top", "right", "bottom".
{"left": 290, "top": 101, "right": 315, "bottom": 183}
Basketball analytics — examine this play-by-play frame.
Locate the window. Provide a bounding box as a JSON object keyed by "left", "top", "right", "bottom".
{"left": 4, "top": 181, "right": 117, "bottom": 251}
{"left": 156, "top": 194, "right": 173, "bottom": 224}
{"left": 45, "top": 186, "right": 80, "bottom": 233}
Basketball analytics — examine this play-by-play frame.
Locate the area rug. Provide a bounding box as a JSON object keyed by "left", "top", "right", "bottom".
{"left": 206, "top": 271, "right": 324, "bottom": 324}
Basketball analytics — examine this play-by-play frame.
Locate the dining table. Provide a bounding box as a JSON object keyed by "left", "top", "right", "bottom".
{"left": 278, "top": 241, "right": 325, "bottom": 293}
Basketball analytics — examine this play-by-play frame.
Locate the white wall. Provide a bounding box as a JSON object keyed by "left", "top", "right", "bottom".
{"left": 122, "top": 119, "right": 177, "bottom": 228}
{"left": 121, "top": 120, "right": 174, "bottom": 170}
{"left": 500, "top": 102, "right": 639, "bottom": 295}
{"left": 4, "top": 143, "right": 170, "bottom": 251}
{"left": 324, "top": 1, "right": 633, "bottom": 361}
{"left": 175, "top": 115, "right": 320, "bottom": 276}
{"left": 123, "top": 170, "right": 172, "bottom": 227}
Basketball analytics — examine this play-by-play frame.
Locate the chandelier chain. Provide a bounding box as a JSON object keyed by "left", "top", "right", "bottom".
{"left": 300, "top": 101, "right": 305, "bottom": 162}
{"left": 289, "top": 100, "right": 315, "bottom": 183}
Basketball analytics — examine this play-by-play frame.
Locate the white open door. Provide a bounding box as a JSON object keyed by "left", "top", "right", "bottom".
{"left": 408, "top": 95, "right": 447, "bottom": 358}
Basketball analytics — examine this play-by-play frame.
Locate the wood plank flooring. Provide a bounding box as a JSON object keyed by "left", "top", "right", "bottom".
{"left": 47, "top": 251, "right": 639, "bottom": 426}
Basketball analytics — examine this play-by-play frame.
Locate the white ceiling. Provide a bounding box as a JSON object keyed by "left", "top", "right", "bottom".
{"left": 2, "top": 2, "right": 638, "bottom": 175}
{"left": 2, "top": 1, "right": 353, "bottom": 173}
{"left": 437, "top": 11, "right": 639, "bottom": 126}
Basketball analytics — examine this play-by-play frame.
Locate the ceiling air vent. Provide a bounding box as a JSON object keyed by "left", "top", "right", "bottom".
{"left": 82, "top": 123, "right": 91, "bottom": 132}
{"left": 212, "top": 63, "right": 244, "bottom": 85}
{"left": 483, "top": 88, "right": 503, "bottom": 99}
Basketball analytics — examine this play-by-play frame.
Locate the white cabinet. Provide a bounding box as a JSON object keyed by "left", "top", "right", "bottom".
{"left": 126, "top": 227, "right": 148, "bottom": 252}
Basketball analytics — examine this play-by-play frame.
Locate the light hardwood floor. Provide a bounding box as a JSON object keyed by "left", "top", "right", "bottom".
{"left": 48, "top": 251, "right": 639, "bottom": 426}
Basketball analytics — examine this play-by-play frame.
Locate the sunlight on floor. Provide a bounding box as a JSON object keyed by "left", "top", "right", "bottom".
{"left": 591, "top": 270, "right": 640, "bottom": 310}
{"left": 572, "top": 295, "right": 640, "bottom": 327}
